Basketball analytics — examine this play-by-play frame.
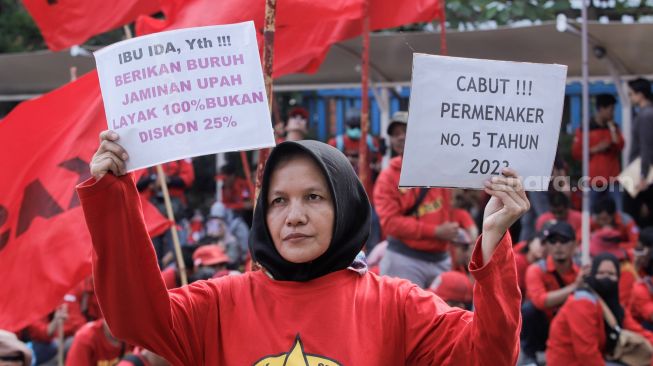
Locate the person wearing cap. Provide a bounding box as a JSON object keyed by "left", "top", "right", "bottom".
{"left": 0, "top": 330, "right": 32, "bottom": 366}
{"left": 80, "top": 131, "right": 529, "bottom": 365}
{"left": 572, "top": 93, "right": 625, "bottom": 211}
{"left": 387, "top": 111, "right": 408, "bottom": 157}
{"left": 628, "top": 228, "right": 653, "bottom": 327}
{"left": 284, "top": 107, "right": 310, "bottom": 142}
{"left": 429, "top": 271, "right": 473, "bottom": 310}
{"left": 191, "top": 245, "right": 231, "bottom": 280}
{"left": 522, "top": 221, "right": 585, "bottom": 362}
{"left": 327, "top": 108, "right": 382, "bottom": 179}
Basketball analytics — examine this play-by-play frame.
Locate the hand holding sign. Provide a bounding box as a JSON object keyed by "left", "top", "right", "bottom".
{"left": 400, "top": 54, "right": 567, "bottom": 191}
{"left": 90, "top": 130, "right": 129, "bottom": 180}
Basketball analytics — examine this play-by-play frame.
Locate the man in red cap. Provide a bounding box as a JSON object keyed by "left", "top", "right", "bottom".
{"left": 191, "top": 245, "right": 231, "bottom": 280}
{"left": 429, "top": 272, "right": 473, "bottom": 310}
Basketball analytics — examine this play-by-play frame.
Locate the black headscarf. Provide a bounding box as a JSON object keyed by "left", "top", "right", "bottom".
{"left": 249, "top": 140, "right": 372, "bottom": 282}
{"left": 586, "top": 253, "right": 624, "bottom": 327}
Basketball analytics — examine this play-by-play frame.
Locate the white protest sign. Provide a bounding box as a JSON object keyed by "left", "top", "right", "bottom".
{"left": 95, "top": 21, "right": 275, "bottom": 172}
{"left": 400, "top": 54, "right": 567, "bottom": 191}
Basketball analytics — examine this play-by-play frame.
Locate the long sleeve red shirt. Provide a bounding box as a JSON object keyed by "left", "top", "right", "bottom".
{"left": 547, "top": 289, "right": 653, "bottom": 366}
{"left": 373, "top": 157, "right": 474, "bottom": 253}
{"left": 78, "top": 173, "right": 521, "bottom": 366}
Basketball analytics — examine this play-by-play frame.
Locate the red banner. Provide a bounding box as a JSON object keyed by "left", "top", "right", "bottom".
{"left": 136, "top": 0, "right": 443, "bottom": 77}
{"left": 22, "top": 0, "right": 160, "bottom": 51}
{"left": 0, "top": 72, "right": 171, "bottom": 332}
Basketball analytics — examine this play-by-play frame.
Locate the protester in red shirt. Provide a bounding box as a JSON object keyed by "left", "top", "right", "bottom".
{"left": 136, "top": 159, "right": 195, "bottom": 209}
{"left": 284, "top": 107, "right": 309, "bottom": 142}
{"left": 327, "top": 108, "right": 382, "bottom": 180}
{"left": 521, "top": 221, "right": 585, "bottom": 362}
{"left": 514, "top": 234, "right": 546, "bottom": 297}
{"left": 572, "top": 93, "right": 625, "bottom": 211}
{"left": 592, "top": 197, "right": 639, "bottom": 250}
{"left": 547, "top": 253, "right": 653, "bottom": 366}
{"left": 66, "top": 319, "right": 126, "bottom": 366}
{"left": 374, "top": 155, "right": 478, "bottom": 288}
{"left": 535, "top": 191, "right": 582, "bottom": 232}
{"left": 81, "top": 134, "right": 529, "bottom": 365}
{"left": 429, "top": 271, "right": 473, "bottom": 310}
{"left": 217, "top": 163, "right": 253, "bottom": 212}
{"left": 629, "top": 227, "right": 653, "bottom": 328}
{"left": 118, "top": 348, "right": 169, "bottom": 366}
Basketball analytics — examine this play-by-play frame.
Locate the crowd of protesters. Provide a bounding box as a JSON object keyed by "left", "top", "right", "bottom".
{"left": 1, "top": 77, "right": 652, "bottom": 366}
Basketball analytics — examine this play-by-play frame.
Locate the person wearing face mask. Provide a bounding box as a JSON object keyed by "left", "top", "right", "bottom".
{"left": 546, "top": 253, "right": 653, "bottom": 366}
{"left": 327, "top": 108, "right": 382, "bottom": 180}
{"left": 78, "top": 131, "right": 529, "bottom": 365}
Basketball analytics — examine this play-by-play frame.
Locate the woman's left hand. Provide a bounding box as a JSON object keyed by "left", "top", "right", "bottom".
{"left": 480, "top": 168, "right": 530, "bottom": 263}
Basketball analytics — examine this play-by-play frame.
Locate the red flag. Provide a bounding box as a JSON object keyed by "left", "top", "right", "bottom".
{"left": 22, "top": 0, "right": 160, "bottom": 51}
{"left": 0, "top": 72, "right": 170, "bottom": 332}
{"left": 136, "top": 0, "right": 442, "bottom": 77}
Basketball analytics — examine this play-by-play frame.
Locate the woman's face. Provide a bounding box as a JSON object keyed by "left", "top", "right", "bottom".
{"left": 266, "top": 155, "right": 334, "bottom": 264}
{"left": 596, "top": 260, "right": 618, "bottom": 282}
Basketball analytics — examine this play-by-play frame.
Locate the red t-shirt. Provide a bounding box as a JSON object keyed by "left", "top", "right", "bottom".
{"left": 78, "top": 173, "right": 521, "bottom": 366}
{"left": 374, "top": 157, "right": 476, "bottom": 253}
{"left": 525, "top": 256, "right": 579, "bottom": 319}
{"left": 535, "top": 209, "right": 582, "bottom": 232}
{"left": 66, "top": 319, "right": 125, "bottom": 366}
{"left": 220, "top": 177, "right": 252, "bottom": 210}
{"left": 547, "top": 290, "right": 653, "bottom": 366}
{"left": 630, "top": 278, "right": 653, "bottom": 324}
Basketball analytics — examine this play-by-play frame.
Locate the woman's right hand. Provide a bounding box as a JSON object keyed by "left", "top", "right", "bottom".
{"left": 90, "top": 130, "right": 129, "bottom": 180}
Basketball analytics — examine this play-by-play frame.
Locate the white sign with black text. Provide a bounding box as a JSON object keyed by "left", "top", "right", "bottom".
{"left": 400, "top": 54, "right": 567, "bottom": 190}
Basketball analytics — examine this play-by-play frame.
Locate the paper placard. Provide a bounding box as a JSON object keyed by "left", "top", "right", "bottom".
{"left": 400, "top": 54, "right": 567, "bottom": 191}
{"left": 95, "top": 21, "right": 275, "bottom": 172}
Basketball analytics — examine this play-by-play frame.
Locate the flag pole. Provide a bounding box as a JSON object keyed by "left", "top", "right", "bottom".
{"left": 122, "top": 26, "right": 187, "bottom": 285}
{"left": 358, "top": 0, "right": 372, "bottom": 195}
{"left": 580, "top": 0, "right": 591, "bottom": 265}
{"left": 254, "top": 0, "right": 277, "bottom": 201}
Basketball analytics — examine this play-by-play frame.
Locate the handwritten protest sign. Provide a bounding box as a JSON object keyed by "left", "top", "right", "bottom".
{"left": 400, "top": 54, "right": 567, "bottom": 191}
{"left": 95, "top": 21, "right": 275, "bottom": 171}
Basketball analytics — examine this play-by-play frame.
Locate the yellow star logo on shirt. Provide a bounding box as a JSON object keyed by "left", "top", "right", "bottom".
{"left": 253, "top": 335, "right": 341, "bottom": 366}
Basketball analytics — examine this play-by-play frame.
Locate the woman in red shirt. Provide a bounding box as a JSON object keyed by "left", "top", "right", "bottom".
{"left": 81, "top": 133, "right": 529, "bottom": 365}
{"left": 547, "top": 253, "right": 653, "bottom": 365}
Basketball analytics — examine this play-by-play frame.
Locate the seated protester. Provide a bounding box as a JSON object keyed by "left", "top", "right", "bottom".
{"left": 66, "top": 319, "right": 127, "bottom": 366}
{"left": 118, "top": 348, "right": 170, "bottom": 366}
{"left": 547, "top": 253, "right": 653, "bottom": 366}
{"left": 629, "top": 227, "right": 653, "bottom": 328}
{"left": 429, "top": 271, "right": 473, "bottom": 310}
{"left": 0, "top": 329, "right": 32, "bottom": 366}
{"left": 450, "top": 229, "right": 475, "bottom": 276}
{"left": 374, "top": 154, "right": 478, "bottom": 288}
{"left": 191, "top": 245, "right": 232, "bottom": 281}
{"left": 592, "top": 197, "right": 639, "bottom": 250}
{"left": 535, "top": 191, "right": 582, "bottom": 232}
{"left": 514, "top": 234, "right": 546, "bottom": 297}
{"left": 590, "top": 227, "right": 640, "bottom": 307}
{"left": 217, "top": 163, "right": 253, "bottom": 214}
{"left": 79, "top": 135, "right": 528, "bottom": 365}
{"left": 161, "top": 246, "right": 197, "bottom": 289}
{"left": 24, "top": 297, "right": 87, "bottom": 364}
{"left": 197, "top": 214, "right": 241, "bottom": 269}
{"left": 522, "top": 221, "right": 584, "bottom": 362}
{"left": 209, "top": 202, "right": 250, "bottom": 267}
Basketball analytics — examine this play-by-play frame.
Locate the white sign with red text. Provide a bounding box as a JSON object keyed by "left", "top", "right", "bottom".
{"left": 95, "top": 21, "right": 275, "bottom": 171}
{"left": 400, "top": 54, "right": 567, "bottom": 191}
